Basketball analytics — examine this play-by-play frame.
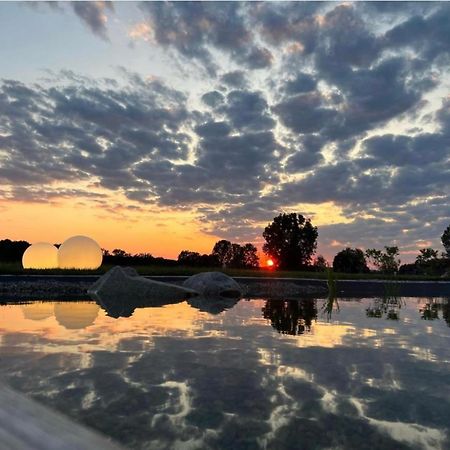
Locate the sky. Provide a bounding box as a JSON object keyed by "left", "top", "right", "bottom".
{"left": 0, "top": 1, "right": 449, "bottom": 263}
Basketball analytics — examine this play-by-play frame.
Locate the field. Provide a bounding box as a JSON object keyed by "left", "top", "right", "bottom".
{"left": 0, "top": 262, "right": 448, "bottom": 281}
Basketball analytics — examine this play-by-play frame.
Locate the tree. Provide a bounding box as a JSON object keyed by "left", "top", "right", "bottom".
{"left": 0, "top": 239, "right": 30, "bottom": 262}
{"left": 442, "top": 224, "right": 450, "bottom": 257}
{"left": 333, "top": 248, "right": 369, "bottom": 274}
{"left": 262, "top": 213, "right": 318, "bottom": 270}
{"left": 242, "top": 243, "right": 259, "bottom": 268}
{"left": 212, "top": 240, "right": 234, "bottom": 267}
{"left": 416, "top": 248, "right": 439, "bottom": 265}
{"left": 112, "top": 248, "right": 131, "bottom": 258}
{"left": 313, "top": 255, "right": 328, "bottom": 271}
{"left": 178, "top": 250, "right": 202, "bottom": 266}
{"left": 365, "top": 246, "right": 400, "bottom": 274}
{"left": 178, "top": 250, "right": 219, "bottom": 267}
{"left": 211, "top": 241, "right": 259, "bottom": 268}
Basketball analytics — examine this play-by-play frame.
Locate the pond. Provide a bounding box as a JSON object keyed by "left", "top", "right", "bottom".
{"left": 0, "top": 296, "right": 449, "bottom": 450}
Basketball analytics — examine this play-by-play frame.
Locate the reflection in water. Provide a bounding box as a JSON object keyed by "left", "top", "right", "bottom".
{"left": 443, "top": 298, "right": 450, "bottom": 326}
{"left": 366, "top": 297, "right": 405, "bottom": 320}
{"left": 262, "top": 299, "right": 317, "bottom": 335}
{"left": 98, "top": 293, "right": 239, "bottom": 318}
{"left": 321, "top": 295, "right": 340, "bottom": 321}
{"left": 187, "top": 296, "right": 239, "bottom": 314}
{"left": 21, "top": 303, "right": 54, "bottom": 321}
{"left": 419, "top": 298, "right": 450, "bottom": 325}
{"left": 1, "top": 297, "right": 450, "bottom": 450}
{"left": 420, "top": 299, "right": 440, "bottom": 321}
{"left": 21, "top": 302, "right": 99, "bottom": 330}
{"left": 54, "top": 303, "right": 99, "bottom": 329}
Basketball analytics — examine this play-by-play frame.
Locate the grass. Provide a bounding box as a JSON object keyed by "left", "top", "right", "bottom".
{"left": 0, "top": 262, "right": 449, "bottom": 280}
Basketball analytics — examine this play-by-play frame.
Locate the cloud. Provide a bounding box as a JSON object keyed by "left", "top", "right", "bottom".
{"left": 385, "top": 3, "right": 450, "bottom": 61}
{"left": 220, "top": 71, "right": 248, "bottom": 89}
{"left": 3, "top": 2, "right": 450, "bottom": 259}
{"left": 139, "top": 2, "right": 273, "bottom": 74}
{"left": 71, "top": 1, "right": 114, "bottom": 40}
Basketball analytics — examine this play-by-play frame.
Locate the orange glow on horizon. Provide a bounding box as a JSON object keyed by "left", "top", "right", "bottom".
{"left": 0, "top": 198, "right": 219, "bottom": 260}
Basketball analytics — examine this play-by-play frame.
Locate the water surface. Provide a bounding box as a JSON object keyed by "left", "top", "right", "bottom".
{"left": 0, "top": 297, "right": 449, "bottom": 450}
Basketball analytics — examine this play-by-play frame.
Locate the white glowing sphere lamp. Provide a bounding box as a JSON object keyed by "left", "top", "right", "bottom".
{"left": 22, "top": 242, "right": 58, "bottom": 269}
{"left": 58, "top": 235, "right": 102, "bottom": 270}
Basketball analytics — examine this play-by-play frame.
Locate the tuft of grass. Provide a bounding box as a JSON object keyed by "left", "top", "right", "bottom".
{"left": 322, "top": 269, "right": 340, "bottom": 320}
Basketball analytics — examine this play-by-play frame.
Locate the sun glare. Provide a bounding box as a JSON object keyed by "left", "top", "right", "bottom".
{"left": 266, "top": 259, "right": 274, "bottom": 267}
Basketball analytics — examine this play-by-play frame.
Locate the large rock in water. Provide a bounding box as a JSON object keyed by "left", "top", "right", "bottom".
{"left": 88, "top": 266, "right": 198, "bottom": 318}
{"left": 183, "top": 272, "right": 242, "bottom": 298}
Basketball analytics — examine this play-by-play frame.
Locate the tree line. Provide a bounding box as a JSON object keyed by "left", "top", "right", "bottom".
{"left": 1, "top": 216, "right": 449, "bottom": 275}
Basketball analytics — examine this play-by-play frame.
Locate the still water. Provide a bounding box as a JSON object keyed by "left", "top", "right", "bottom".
{"left": 0, "top": 297, "right": 449, "bottom": 450}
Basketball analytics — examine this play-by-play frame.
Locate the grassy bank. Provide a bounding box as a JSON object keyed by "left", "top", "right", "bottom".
{"left": 0, "top": 262, "right": 448, "bottom": 281}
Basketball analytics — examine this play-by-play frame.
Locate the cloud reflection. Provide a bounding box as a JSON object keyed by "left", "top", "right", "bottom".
{"left": 0, "top": 297, "right": 449, "bottom": 449}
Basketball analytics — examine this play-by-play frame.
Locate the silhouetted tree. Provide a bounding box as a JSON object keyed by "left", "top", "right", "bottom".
{"left": 313, "top": 255, "right": 328, "bottom": 271}
{"left": 112, "top": 248, "right": 131, "bottom": 258}
{"left": 242, "top": 243, "right": 259, "bottom": 268}
{"left": 442, "top": 224, "right": 450, "bottom": 257}
{"left": 178, "top": 250, "right": 219, "bottom": 267}
{"left": 212, "top": 240, "right": 234, "bottom": 267}
{"left": 333, "top": 248, "right": 369, "bottom": 274}
{"left": 211, "top": 240, "right": 259, "bottom": 268}
{"left": 0, "top": 239, "right": 30, "bottom": 262}
{"left": 262, "top": 213, "right": 318, "bottom": 270}
{"left": 229, "top": 243, "right": 245, "bottom": 268}
{"left": 365, "top": 246, "right": 400, "bottom": 274}
{"left": 416, "top": 248, "right": 439, "bottom": 265}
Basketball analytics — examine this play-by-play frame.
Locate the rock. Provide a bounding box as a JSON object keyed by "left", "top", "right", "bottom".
{"left": 88, "top": 266, "right": 198, "bottom": 317}
{"left": 183, "top": 272, "right": 243, "bottom": 298}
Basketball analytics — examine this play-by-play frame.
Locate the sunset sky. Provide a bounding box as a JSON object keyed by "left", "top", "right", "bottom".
{"left": 1, "top": 1, "right": 449, "bottom": 262}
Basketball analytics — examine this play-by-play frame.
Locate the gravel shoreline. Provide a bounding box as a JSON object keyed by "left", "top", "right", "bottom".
{"left": 2, "top": 275, "right": 450, "bottom": 302}
{"left": 0, "top": 276, "right": 328, "bottom": 301}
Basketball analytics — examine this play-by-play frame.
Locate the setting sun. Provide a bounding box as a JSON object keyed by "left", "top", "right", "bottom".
{"left": 266, "top": 259, "right": 274, "bottom": 267}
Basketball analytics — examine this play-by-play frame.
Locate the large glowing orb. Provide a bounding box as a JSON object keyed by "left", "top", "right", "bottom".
{"left": 58, "top": 235, "right": 102, "bottom": 270}
{"left": 22, "top": 242, "right": 58, "bottom": 269}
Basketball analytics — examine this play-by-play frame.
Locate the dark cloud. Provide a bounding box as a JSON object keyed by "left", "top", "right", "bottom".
{"left": 220, "top": 71, "right": 248, "bottom": 89}
{"left": 201, "top": 91, "right": 224, "bottom": 108}
{"left": 385, "top": 4, "right": 450, "bottom": 61}
{"left": 363, "top": 133, "right": 450, "bottom": 167}
{"left": 274, "top": 91, "right": 336, "bottom": 134}
{"left": 0, "top": 73, "right": 190, "bottom": 195}
{"left": 219, "top": 90, "right": 275, "bottom": 131}
{"left": 283, "top": 73, "right": 317, "bottom": 95}
{"left": 71, "top": 1, "right": 114, "bottom": 40}
{"left": 284, "top": 135, "right": 325, "bottom": 173}
{"left": 251, "top": 2, "right": 323, "bottom": 54}
{"left": 139, "top": 2, "right": 272, "bottom": 74}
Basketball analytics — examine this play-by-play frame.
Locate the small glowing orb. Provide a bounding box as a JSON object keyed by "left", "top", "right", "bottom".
{"left": 58, "top": 235, "right": 102, "bottom": 269}
{"left": 267, "top": 259, "right": 274, "bottom": 267}
{"left": 22, "top": 242, "right": 58, "bottom": 269}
